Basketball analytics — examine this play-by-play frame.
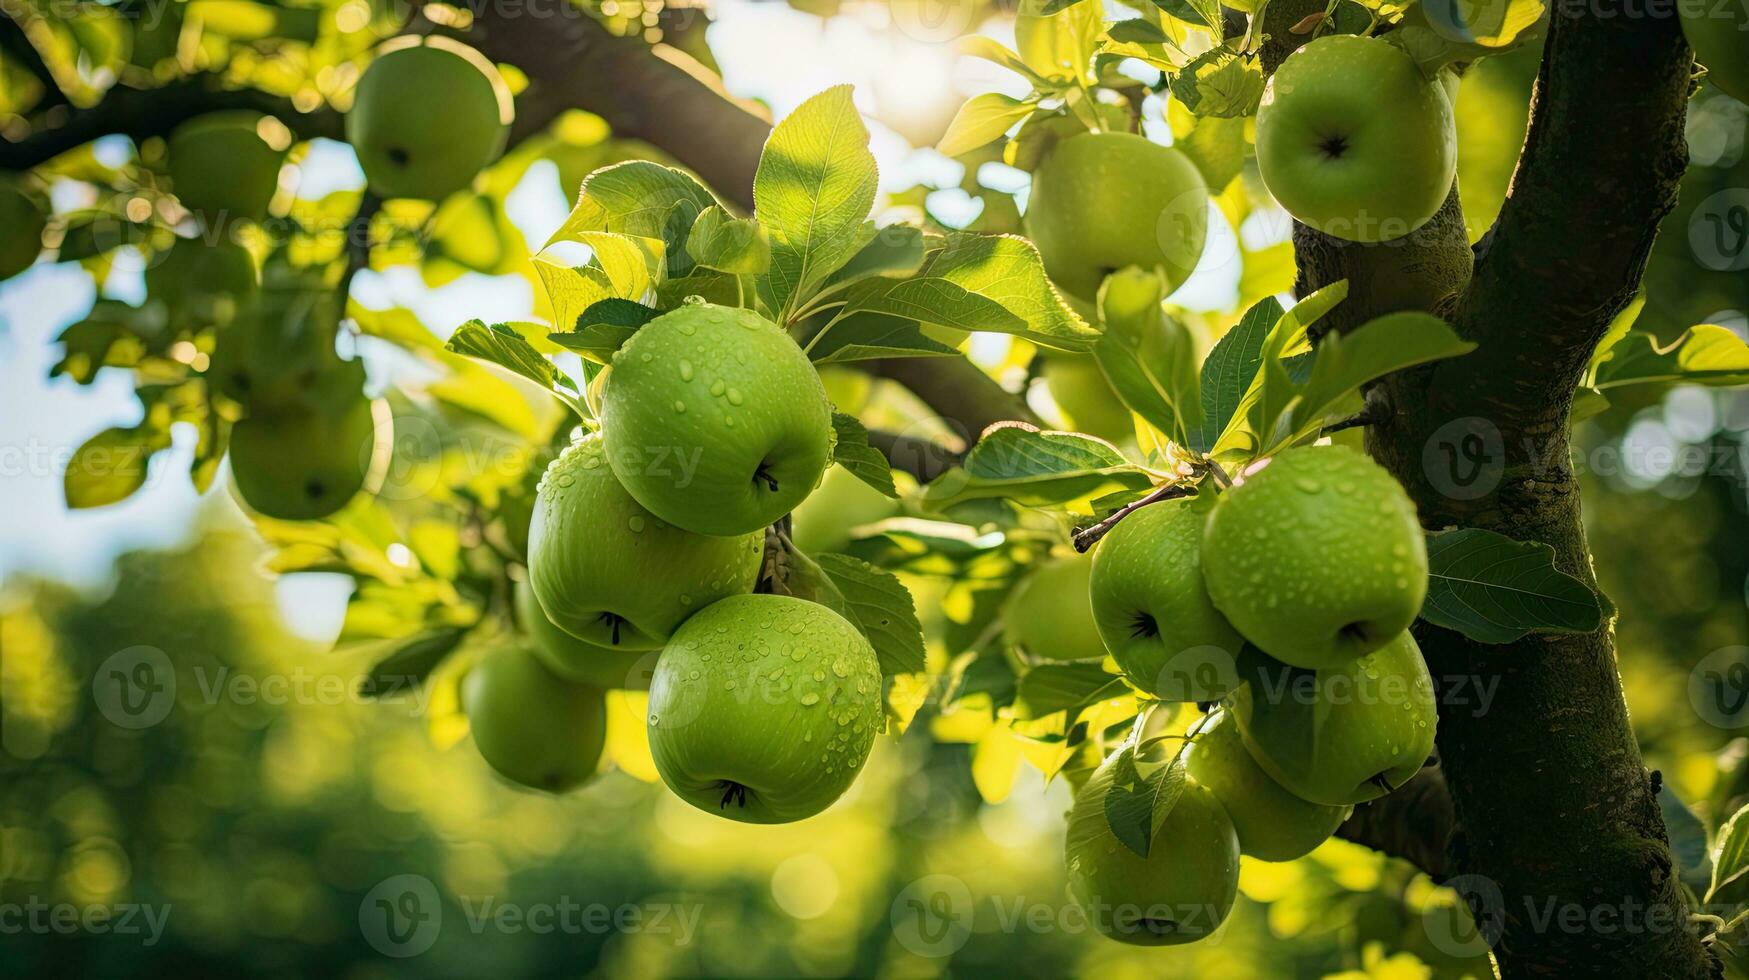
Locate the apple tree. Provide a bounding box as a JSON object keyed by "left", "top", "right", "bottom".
{"left": 4, "top": 0, "right": 1749, "bottom": 974}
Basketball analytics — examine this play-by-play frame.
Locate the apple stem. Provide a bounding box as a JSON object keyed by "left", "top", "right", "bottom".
{"left": 754, "top": 464, "right": 780, "bottom": 493}
{"left": 1071, "top": 481, "right": 1197, "bottom": 552}
{"left": 1322, "top": 407, "right": 1383, "bottom": 435}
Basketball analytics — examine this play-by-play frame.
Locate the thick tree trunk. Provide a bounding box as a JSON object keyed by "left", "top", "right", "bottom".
{"left": 1262, "top": 0, "right": 1715, "bottom": 974}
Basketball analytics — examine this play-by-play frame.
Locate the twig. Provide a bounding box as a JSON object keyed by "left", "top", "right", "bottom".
{"left": 1321, "top": 407, "right": 1382, "bottom": 435}
{"left": 338, "top": 192, "right": 383, "bottom": 300}
{"left": 1071, "top": 481, "right": 1196, "bottom": 553}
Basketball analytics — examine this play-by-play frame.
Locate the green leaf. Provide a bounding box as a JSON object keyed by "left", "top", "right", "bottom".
{"left": 445, "top": 321, "right": 580, "bottom": 408}
{"left": 1711, "top": 801, "right": 1749, "bottom": 904}
{"left": 923, "top": 426, "right": 1152, "bottom": 509}
{"left": 1420, "top": 529, "right": 1604, "bottom": 644}
{"left": 1103, "top": 742, "right": 1188, "bottom": 858}
{"left": 937, "top": 93, "right": 1036, "bottom": 157}
{"left": 358, "top": 629, "right": 468, "bottom": 699}
{"left": 1222, "top": 281, "right": 1351, "bottom": 458}
{"left": 957, "top": 35, "right": 1055, "bottom": 88}
{"left": 830, "top": 412, "right": 899, "bottom": 498}
{"left": 1014, "top": 663, "right": 1126, "bottom": 719}
{"left": 1659, "top": 783, "right": 1712, "bottom": 897}
{"left": 824, "top": 225, "right": 928, "bottom": 289}
{"left": 1171, "top": 46, "right": 1265, "bottom": 119}
{"left": 754, "top": 85, "right": 881, "bottom": 318}
{"left": 686, "top": 206, "right": 771, "bottom": 275}
{"left": 814, "top": 553, "right": 927, "bottom": 675}
{"left": 1147, "top": 0, "right": 1213, "bottom": 29}
{"left": 64, "top": 425, "right": 170, "bottom": 509}
{"left": 1188, "top": 297, "right": 1281, "bottom": 454}
{"left": 546, "top": 160, "right": 721, "bottom": 250}
{"left": 843, "top": 233, "right": 1099, "bottom": 352}
{"left": 808, "top": 312, "right": 960, "bottom": 364}
{"left": 1393, "top": 0, "right": 1547, "bottom": 74}
{"left": 547, "top": 299, "right": 661, "bottom": 364}
{"left": 1268, "top": 312, "right": 1476, "bottom": 452}
{"left": 1016, "top": 0, "right": 1106, "bottom": 83}
{"left": 533, "top": 259, "right": 615, "bottom": 335}
{"left": 1094, "top": 267, "right": 1201, "bottom": 444}
{"left": 1587, "top": 325, "right": 1749, "bottom": 391}
{"left": 1175, "top": 114, "right": 1247, "bottom": 192}
{"left": 1107, "top": 17, "right": 1172, "bottom": 43}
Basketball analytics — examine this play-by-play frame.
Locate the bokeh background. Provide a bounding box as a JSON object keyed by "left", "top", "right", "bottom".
{"left": 3, "top": 2, "right": 1747, "bottom": 977}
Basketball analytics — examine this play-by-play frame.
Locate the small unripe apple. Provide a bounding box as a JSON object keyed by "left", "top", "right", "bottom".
{"left": 790, "top": 465, "right": 899, "bottom": 554}
{"left": 1004, "top": 552, "right": 1109, "bottom": 662}
{"left": 1089, "top": 497, "right": 1244, "bottom": 699}
{"left": 146, "top": 236, "right": 258, "bottom": 319}
{"left": 1184, "top": 710, "right": 1350, "bottom": 861}
{"left": 600, "top": 302, "right": 832, "bottom": 536}
{"left": 1064, "top": 748, "right": 1240, "bottom": 945}
{"left": 168, "top": 111, "right": 288, "bottom": 225}
{"left": 1024, "top": 131, "right": 1208, "bottom": 303}
{"left": 1042, "top": 355, "right": 1134, "bottom": 444}
{"left": 229, "top": 394, "right": 374, "bottom": 520}
{"left": 515, "top": 580, "right": 653, "bottom": 691}
{"left": 1682, "top": 0, "right": 1749, "bottom": 103}
{"left": 527, "top": 434, "right": 763, "bottom": 650}
{"left": 463, "top": 644, "right": 607, "bottom": 792}
{"left": 347, "top": 38, "right": 512, "bottom": 201}
{"left": 1256, "top": 35, "right": 1457, "bottom": 242}
{"left": 646, "top": 594, "right": 883, "bottom": 823}
{"left": 1229, "top": 631, "right": 1437, "bottom": 806}
{"left": 0, "top": 180, "right": 46, "bottom": 280}
{"left": 1202, "top": 445, "right": 1427, "bottom": 669}
{"left": 208, "top": 287, "right": 354, "bottom": 414}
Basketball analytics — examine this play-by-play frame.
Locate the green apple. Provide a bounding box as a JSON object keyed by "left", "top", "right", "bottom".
{"left": 1184, "top": 710, "right": 1349, "bottom": 861}
{"left": 1024, "top": 131, "right": 1208, "bottom": 302}
{"left": 515, "top": 580, "right": 654, "bottom": 691}
{"left": 229, "top": 394, "right": 374, "bottom": 520}
{"left": 146, "top": 236, "right": 257, "bottom": 318}
{"left": 168, "top": 111, "right": 287, "bottom": 225}
{"left": 1682, "top": 0, "right": 1749, "bottom": 102}
{"left": 0, "top": 180, "right": 46, "bottom": 280}
{"left": 208, "top": 286, "right": 352, "bottom": 413}
{"left": 1064, "top": 747, "right": 1240, "bottom": 945}
{"left": 1256, "top": 35, "right": 1456, "bottom": 242}
{"left": 463, "top": 644, "right": 607, "bottom": 792}
{"left": 1043, "top": 355, "right": 1134, "bottom": 444}
{"left": 1004, "top": 552, "right": 1108, "bottom": 662}
{"left": 1090, "top": 496, "right": 1244, "bottom": 700}
{"left": 527, "top": 433, "right": 763, "bottom": 650}
{"left": 347, "top": 38, "right": 512, "bottom": 201}
{"left": 790, "top": 465, "right": 899, "bottom": 554}
{"left": 1229, "top": 631, "right": 1437, "bottom": 806}
{"left": 646, "top": 594, "right": 882, "bottom": 823}
{"left": 600, "top": 302, "right": 833, "bottom": 536}
{"left": 1202, "top": 444, "right": 1427, "bottom": 669}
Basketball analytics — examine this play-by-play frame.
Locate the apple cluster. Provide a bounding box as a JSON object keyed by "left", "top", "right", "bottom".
{"left": 469, "top": 301, "right": 886, "bottom": 823}
{"left": 1060, "top": 445, "right": 1437, "bottom": 945}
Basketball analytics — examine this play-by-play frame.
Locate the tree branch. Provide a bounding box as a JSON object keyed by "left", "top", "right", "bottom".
{"left": 1335, "top": 765, "right": 1455, "bottom": 881}
{"left": 0, "top": 74, "right": 344, "bottom": 171}
{"left": 1445, "top": 0, "right": 1693, "bottom": 428}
